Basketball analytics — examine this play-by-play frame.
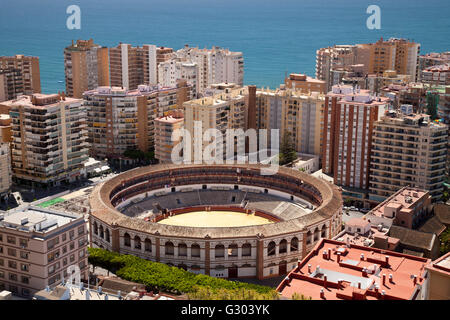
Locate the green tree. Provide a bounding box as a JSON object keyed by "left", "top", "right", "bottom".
{"left": 279, "top": 131, "right": 297, "bottom": 165}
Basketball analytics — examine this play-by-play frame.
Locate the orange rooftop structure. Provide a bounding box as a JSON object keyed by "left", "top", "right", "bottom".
{"left": 277, "top": 238, "right": 430, "bottom": 300}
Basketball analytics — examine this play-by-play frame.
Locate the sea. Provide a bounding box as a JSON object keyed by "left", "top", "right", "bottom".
{"left": 0, "top": 0, "right": 449, "bottom": 94}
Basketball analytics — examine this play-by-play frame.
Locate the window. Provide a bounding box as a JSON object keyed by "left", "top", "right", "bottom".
{"left": 290, "top": 237, "right": 299, "bottom": 252}
{"left": 48, "top": 274, "right": 61, "bottom": 285}
{"left": 62, "top": 233, "right": 67, "bottom": 242}
{"left": 78, "top": 226, "right": 84, "bottom": 236}
{"left": 228, "top": 244, "right": 238, "bottom": 257}
{"left": 69, "top": 230, "right": 75, "bottom": 240}
{"left": 20, "top": 264, "right": 29, "bottom": 272}
{"left": 7, "top": 236, "right": 16, "bottom": 244}
{"left": 62, "top": 246, "right": 67, "bottom": 254}
{"left": 48, "top": 265, "right": 56, "bottom": 275}
{"left": 267, "top": 242, "right": 276, "bottom": 256}
{"left": 22, "top": 289, "right": 30, "bottom": 297}
{"left": 63, "top": 258, "right": 68, "bottom": 266}
{"left": 144, "top": 239, "right": 152, "bottom": 252}
{"left": 47, "top": 250, "right": 60, "bottom": 263}
{"left": 79, "top": 249, "right": 85, "bottom": 258}
{"left": 9, "top": 273, "right": 17, "bottom": 281}
{"left": 78, "top": 238, "right": 86, "bottom": 247}
{"left": 7, "top": 248, "right": 16, "bottom": 257}
{"left": 47, "top": 237, "right": 59, "bottom": 250}
{"left": 0, "top": 259, "right": 3, "bottom": 266}
{"left": 70, "top": 254, "right": 75, "bottom": 262}
{"left": 79, "top": 260, "right": 86, "bottom": 269}
{"left": 279, "top": 240, "right": 287, "bottom": 254}
{"left": 20, "top": 251, "right": 29, "bottom": 260}
{"left": 21, "top": 276, "right": 29, "bottom": 284}
{"left": 124, "top": 233, "right": 131, "bottom": 247}
{"left": 8, "top": 260, "right": 17, "bottom": 269}
{"left": 191, "top": 244, "right": 200, "bottom": 258}
{"left": 134, "top": 236, "right": 141, "bottom": 250}
{"left": 19, "top": 239, "right": 27, "bottom": 248}
{"left": 0, "top": 271, "right": 4, "bottom": 278}
{"left": 215, "top": 245, "right": 225, "bottom": 258}
{"left": 178, "top": 243, "right": 187, "bottom": 257}
{"left": 242, "top": 243, "right": 251, "bottom": 257}
{"left": 165, "top": 242, "right": 174, "bottom": 255}
{"left": 69, "top": 242, "right": 75, "bottom": 250}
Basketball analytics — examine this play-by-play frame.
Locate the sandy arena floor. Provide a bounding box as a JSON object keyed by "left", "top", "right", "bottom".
{"left": 157, "top": 210, "right": 274, "bottom": 228}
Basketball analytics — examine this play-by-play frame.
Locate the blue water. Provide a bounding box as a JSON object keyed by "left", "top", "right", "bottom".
{"left": 0, "top": 0, "right": 449, "bottom": 94}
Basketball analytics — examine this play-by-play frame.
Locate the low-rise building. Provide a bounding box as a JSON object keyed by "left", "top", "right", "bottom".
{"left": 425, "top": 252, "right": 450, "bottom": 300}
{"left": 276, "top": 238, "right": 431, "bottom": 300}
{"left": 0, "top": 206, "right": 88, "bottom": 298}
{"left": 368, "top": 187, "right": 432, "bottom": 229}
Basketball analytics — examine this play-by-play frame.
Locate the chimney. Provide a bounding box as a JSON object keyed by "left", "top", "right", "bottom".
{"left": 358, "top": 282, "right": 361, "bottom": 289}
{"left": 389, "top": 274, "right": 393, "bottom": 283}
{"left": 307, "top": 264, "right": 312, "bottom": 273}
{"left": 323, "top": 274, "right": 327, "bottom": 288}
{"left": 320, "top": 288, "right": 325, "bottom": 299}
{"left": 385, "top": 256, "right": 389, "bottom": 266}
{"left": 328, "top": 248, "right": 331, "bottom": 260}
{"left": 297, "top": 259, "right": 301, "bottom": 269}
{"left": 323, "top": 250, "right": 327, "bottom": 259}
{"left": 382, "top": 274, "right": 386, "bottom": 285}
{"left": 413, "top": 275, "right": 417, "bottom": 285}
{"left": 381, "top": 290, "right": 386, "bottom": 299}
{"left": 362, "top": 268, "right": 367, "bottom": 277}
{"left": 360, "top": 253, "right": 364, "bottom": 260}
{"left": 337, "top": 252, "right": 341, "bottom": 263}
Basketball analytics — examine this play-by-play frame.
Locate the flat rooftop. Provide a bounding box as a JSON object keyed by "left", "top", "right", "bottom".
{"left": 277, "top": 239, "right": 429, "bottom": 300}
{"left": 0, "top": 206, "right": 81, "bottom": 234}
{"left": 370, "top": 187, "right": 429, "bottom": 218}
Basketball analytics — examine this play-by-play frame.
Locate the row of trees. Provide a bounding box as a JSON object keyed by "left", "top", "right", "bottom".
{"left": 88, "top": 248, "right": 279, "bottom": 299}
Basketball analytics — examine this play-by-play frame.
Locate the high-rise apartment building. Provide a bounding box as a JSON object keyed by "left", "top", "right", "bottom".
{"left": 0, "top": 206, "right": 88, "bottom": 298}
{"left": 0, "top": 55, "right": 41, "bottom": 95}
{"left": 3, "top": 93, "right": 89, "bottom": 187}
{"left": 316, "top": 38, "right": 420, "bottom": 91}
{"left": 316, "top": 45, "right": 362, "bottom": 92}
{"left": 0, "top": 143, "right": 12, "bottom": 199}
{"left": 184, "top": 87, "right": 248, "bottom": 161}
{"left": 154, "top": 112, "right": 184, "bottom": 163}
{"left": 64, "top": 39, "right": 110, "bottom": 99}
{"left": 158, "top": 59, "right": 198, "bottom": 94}
{"left": 174, "top": 45, "right": 244, "bottom": 95}
{"left": 109, "top": 43, "right": 172, "bottom": 90}
{"left": 322, "top": 84, "right": 389, "bottom": 189}
{"left": 0, "top": 68, "right": 23, "bottom": 102}
{"left": 84, "top": 81, "right": 192, "bottom": 161}
{"left": 256, "top": 86, "right": 325, "bottom": 156}
{"left": 369, "top": 109, "right": 448, "bottom": 201}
